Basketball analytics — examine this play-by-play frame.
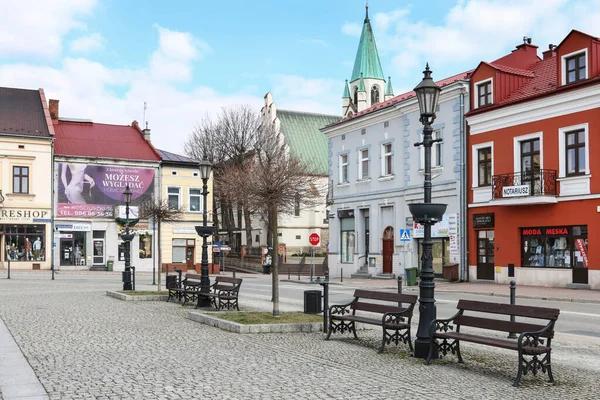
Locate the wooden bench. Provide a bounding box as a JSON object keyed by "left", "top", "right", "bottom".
{"left": 427, "top": 300, "right": 560, "bottom": 387}
{"left": 167, "top": 273, "right": 203, "bottom": 305}
{"left": 325, "top": 290, "right": 418, "bottom": 353}
{"left": 196, "top": 277, "right": 243, "bottom": 310}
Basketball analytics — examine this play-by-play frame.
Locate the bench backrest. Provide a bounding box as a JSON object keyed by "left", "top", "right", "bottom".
{"left": 350, "top": 290, "right": 418, "bottom": 315}
{"left": 184, "top": 273, "right": 203, "bottom": 282}
{"left": 213, "top": 276, "right": 243, "bottom": 292}
{"left": 455, "top": 300, "right": 560, "bottom": 337}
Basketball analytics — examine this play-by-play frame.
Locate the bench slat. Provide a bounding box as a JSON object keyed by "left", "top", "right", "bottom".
{"left": 352, "top": 302, "right": 409, "bottom": 315}
{"left": 215, "top": 277, "right": 243, "bottom": 285}
{"left": 455, "top": 315, "right": 551, "bottom": 336}
{"left": 331, "top": 314, "right": 409, "bottom": 329}
{"left": 457, "top": 300, "right": 559, "bottom": 320}
{"left": 353, "top": 290, "right": 417, "bottom": 304}
{"left": 185, "top": 274, "right": 203, "bottom": 280}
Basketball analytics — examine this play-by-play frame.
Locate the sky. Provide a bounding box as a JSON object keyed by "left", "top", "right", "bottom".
{"left": 1, "top": 0, "right": 599, "bottom": 153}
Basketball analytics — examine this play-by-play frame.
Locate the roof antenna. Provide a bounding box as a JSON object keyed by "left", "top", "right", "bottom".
{"left": 365, "top": 1, "right": 369, "bottom": 21}
{"left": 142, "top": 101, "right": 147, "bottom": 129}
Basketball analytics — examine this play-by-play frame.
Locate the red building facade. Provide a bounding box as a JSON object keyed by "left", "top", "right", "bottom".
{"left": 466, "top": 30, "right": 600, "bottom": 289}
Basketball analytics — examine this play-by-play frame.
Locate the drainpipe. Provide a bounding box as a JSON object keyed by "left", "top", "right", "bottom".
{"left": 459, "top": 88, "right": 468, "bottom": 281}
{"left": 51, "top": 139, "right": 55, "bottom": 280}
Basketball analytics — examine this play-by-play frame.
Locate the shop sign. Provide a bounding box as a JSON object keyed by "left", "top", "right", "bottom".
{"left": 172, "top": 227, "right": 197, "bottom": 234}
{"left": 413, "top": 214, "right": 450, "bottom": 238}
{"left": 502, "top": 185, "right": 530, "bottom": 197}
{"left": 55, "top": 223, "right": 92, "bottom": 232}
{"left": 521, "top": 227, "right": 570, "bottom": 236}
{"left": 575, "top": 239, "right": 589, "bottom": 267}
{"left": 473, "top": 213, "right": 494, "bottom": 229}
{"left": 337, "top": 209, "right": 355, "bottom": 219}
{"left": 0, "top": 209, "right": 50, "bottom": 222}
{"left": 57, "top": 163, "right": 155, "bottom": 218}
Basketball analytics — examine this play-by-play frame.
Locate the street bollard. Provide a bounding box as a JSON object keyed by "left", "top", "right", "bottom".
{"left": 298, "top": 267, "right": 301, "bottom": 281}
{"left": 7, "top": 259, "right": 10, "bottom": 279}
{"left": 288, "top": 268, "right": 291, "bottom": 280}
{"left": 340, "top": 267, "right": 343, "bottom": 282}
{"left": 397, "top": 275, "right": 403, "bottom": 308}
{"left": 232, "top": 265, "right": 236, "bottom": 279}
{"left": 131, "top": 266, "right": 136, "bottom": 291}
{"left": 320, "top": 268, "right": 330, "bottom": 334}
{"left": 508, "top": 280, "right": 517, "bottom": 339}
{"left": 310, "top": 264, "right": 314, "bottom": 283}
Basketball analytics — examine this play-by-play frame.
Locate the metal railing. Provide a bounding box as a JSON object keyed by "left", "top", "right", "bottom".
{"left": 492, "top": 169, "right": 557, "bottom": 199}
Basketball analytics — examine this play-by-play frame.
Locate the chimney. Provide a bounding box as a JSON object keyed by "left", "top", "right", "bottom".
{"left": 543, "top": 44, "right": 557, "bottom": 60}
{"left": 142, "top": 121, "right": 151, "bottom": 142}
{"left": 49, "top": 99, "right": 59, "bottom": 120}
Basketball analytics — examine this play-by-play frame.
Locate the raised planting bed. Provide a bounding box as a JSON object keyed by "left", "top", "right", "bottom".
{"left": 187, "top": 311, "right": 323, "bottom": 334}
{"left": 106, "top": 291, "right": 169, "bottom": 301}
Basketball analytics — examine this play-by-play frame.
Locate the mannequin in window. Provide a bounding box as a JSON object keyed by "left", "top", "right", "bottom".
{"left": 371, "top": 85, "right": 380, "bottom": 105}
{"left": 24, "top": 238, "right": 32, "bottom": 261}
{"left": 74, "top": 244, "right": 82, "bottom": 265}
{"left": 61, "top": 163, "right": 95, "bottom": 204}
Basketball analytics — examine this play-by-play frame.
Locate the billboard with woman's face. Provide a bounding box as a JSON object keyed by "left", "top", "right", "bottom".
{"left": 57, "top": 163, "right": 155, "bottom": 218}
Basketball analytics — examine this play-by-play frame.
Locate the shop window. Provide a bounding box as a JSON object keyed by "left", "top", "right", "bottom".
{"left": 341, "top": 217, "right": 355, "bottom": 263}
{"left": 5, "top": 224, "right": 45, "bottom": 262}
{"left": 167, "top": 187, "right": 180, "bottom": 210}
{"left": 172, "top": 239, "right": 187, "bottom": 263}
{"left": 13, "top": 166, "right": 29, "bottom": 194}
{"left": 418, "top": 238, "right": 450, "bottom": 275}
{"left": 189, "top": 188, "right": 202, "bottom": 212}
{"left": 521, "top": 226, "right": 587, "bottom": 268}
{"left": 478, "top": 147, "right": 492, "bottom": 186}
{"left": 139, "top": 235, "right": 152, "bottom": 259}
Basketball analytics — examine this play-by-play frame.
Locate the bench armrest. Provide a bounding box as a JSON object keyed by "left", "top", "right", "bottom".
{"left": 328, "top": 300, "right": 355, "bottom": 317}
{"left": 382, "top": 309, "right": 413, "bottom": 326}
{"left": 429, "top": 310, "right": 463, "bottom": 334}
{"left": 517, "top": 322, "right": 555, "bottom": 350}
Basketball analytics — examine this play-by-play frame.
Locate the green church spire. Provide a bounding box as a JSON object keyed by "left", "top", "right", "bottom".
{"left": 350, "top": 5, "right": 384, "bottom": 82}
{"left": 343, "top": 80, "right": 350, "bottom": 98}
{"left": 385, "top": 76, "right": 394, "bottom": 96}
{"left": 358, "top": 73, "right": 366, "bottom": 92}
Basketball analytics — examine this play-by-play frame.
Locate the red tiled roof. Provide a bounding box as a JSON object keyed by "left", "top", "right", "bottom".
{"left": 326, "top": 70, "right": 471, "bottom": 128}
{"left": 0, "top": 87, "right": 52, "bottom": 138}
{"left": 488, "top": 62, "right": 536, "bottom": 78}
{"left": 499, "top": 57, "right": 557, "bottom": 104}
{"left": 54, "top": 120, "right": 161, "bottom": 161}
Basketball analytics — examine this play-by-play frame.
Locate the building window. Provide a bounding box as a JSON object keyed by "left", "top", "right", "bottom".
{"left": 339, "top": 154, "right": 349, "bottom": 183}
{"left": 521, "top": 226, "right": 587, "bottom": 268}
{"left": 420, "top": 130, "right": 442, "bottom": 169}
{"left": 294, "top": 193, "right": 300, "bottom": 216}
{"left": 193, "top": 171, "right": 199, "bottom": 177}
{"left": 13, "top": 166, "right": 29, "bottom": 194}
{"left": 361, "top": 128, "right": 366, "bottom": 135}
{"left": 371, "top": 85, "right": 380, "bottom": 104}
{"left": 565, "top": 129, "right": 585, "bottom": 176}
{"left": 382, "top": 143, "right": 393, "bottom": 176}
{"left": 520, "top": 138, "right": 541, "bottom": 182}
{"left": 171, "top": 170, "right": 178, "bottom": 176}
{"left": 358, "top": 149, "right": 369, "bottom": 179}
{"left": 278, "top": 232, "right": 282, "bottom": 237}
{"left": 477, "top": 80, "right": 492, "bottom": 107}
{"left": 139, "top": 235, "right": 152, "bottom": 259}
{"left": 341, "top": 134, "right": 346, "bottom": 140}
{"left": 295, "top": 235, "right": 301, "bottom": 240}
{"left": 384, "top": 121, "right": 389, "bottom": 128}
{"left": 565, "top": 52, "right": 586, "bottom": 84}
{"left": 478, "top": 147, "right": 492, "bottom": 186}
{"left": 353, "top": 86, "right": 358, "bottom": 105}
{"left": 341, "top": 217, "right": 355, "bottom": 263}
{"left": 255, "top": 234, "right": 260, "bottom": 243}
{"left": 172, "top": 239, "right": 187, "bottom": 263}
{"left": 189, "top": 188, "right": 202, "bottom": 212}
{"left": 167, "top": 187, "right": 180, "bottom": 210}
{"left": 4, "top": 224, "right": 46, "bottom": 262}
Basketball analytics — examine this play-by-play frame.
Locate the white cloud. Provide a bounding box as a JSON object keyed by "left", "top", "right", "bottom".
{"left": 369, "top": 0, "right": 600, "bottom": 80}
{"left": 269, "top": 74, "right": 341, "bottom": 115}
{"left": 70, "top": 33, "right": 105, "bottom": 53}
{"left": 0, "top": 0, "right": 96, "bottom": 58}
{"left": 341, "top": 22, "right": 362, "bottom": 37}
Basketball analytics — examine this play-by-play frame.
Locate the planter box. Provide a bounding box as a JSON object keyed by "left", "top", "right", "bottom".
{"left": 105, "top": 291, "right": 169, "bottom": 301}
{"left": 187, "top": 311, "right": 322, "bottom": 334}
{"left": 442, "top": 264, "right": 459, "bottom": 282}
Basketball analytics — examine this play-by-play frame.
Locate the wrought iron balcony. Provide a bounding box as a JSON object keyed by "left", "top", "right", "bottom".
{"left": 492, "top": 169, "right": 557, "bottom": 200}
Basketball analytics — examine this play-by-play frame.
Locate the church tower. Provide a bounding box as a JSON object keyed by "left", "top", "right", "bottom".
{"left": 343, "top": 4, "right": 391, "bottom": 117}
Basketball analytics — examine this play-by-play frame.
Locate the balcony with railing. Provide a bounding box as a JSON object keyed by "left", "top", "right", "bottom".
{"left": 491, "top": 169, "right": 558, "bottom": 205}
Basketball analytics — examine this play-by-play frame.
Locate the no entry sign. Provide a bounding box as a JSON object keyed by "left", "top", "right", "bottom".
{"left": 309, "top": 233, "right": 320, "bottom": 246}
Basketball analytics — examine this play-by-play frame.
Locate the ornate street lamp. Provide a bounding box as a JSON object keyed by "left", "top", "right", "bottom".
{"left": 195, "top": 155, "right": 213, "bottom": 307}
{"left": 410, "top": 64, "right": 447, "bottom": 359}
{"left": 121, "top": 185, "right": 135, "bottom": 290}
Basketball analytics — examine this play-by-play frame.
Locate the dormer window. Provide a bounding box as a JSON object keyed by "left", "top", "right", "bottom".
{"left": 371, "top": 85, "right": 380, "bottom": 105}
{"left": 476, "top": 80, "right": 492, "bottom": 108}
{"left": 565, "top": 52, "right": 586, "bottom": 84}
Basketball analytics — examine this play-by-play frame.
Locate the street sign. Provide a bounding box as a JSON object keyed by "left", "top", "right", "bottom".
{"left": 213, "top": 248, "right": 220, "bottom": 253}
{"left": 213, "top": 241, "right": 222, "bottom": 246}
{"left": 400, "top": 229, "right": 411, "bottom": 242}
{"left": 309, "top": 233, "right": 320, "bottom": 246}
{"left": 220, "top": 246, "right": 231, "bottom": 251}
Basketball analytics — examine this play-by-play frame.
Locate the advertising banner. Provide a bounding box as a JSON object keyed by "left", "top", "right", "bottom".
{"left": 57, "top": 163, "right": 155, "bottom": 218}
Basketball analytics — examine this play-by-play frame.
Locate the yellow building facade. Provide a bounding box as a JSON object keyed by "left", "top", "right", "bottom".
{"left": 158, "top": 150, "right": 213, "bottom": 272}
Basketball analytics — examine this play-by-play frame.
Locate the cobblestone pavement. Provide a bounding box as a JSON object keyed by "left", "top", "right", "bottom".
{"left": 0, "top": 274, "right": 599, "bottom": 399}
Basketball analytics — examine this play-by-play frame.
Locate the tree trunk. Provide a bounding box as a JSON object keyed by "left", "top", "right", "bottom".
{"left": 243, "top": 201, "right": 253, "bottom": 249}
{"left": 271, "top": 204, "right": 279, "bottom": 317}
{"left": 266, "top": 212, "right": 273, "bottom": 248}
{"left": 157, "top": 219, "right": 162, "bottom": 292}
{"left": 227, "top": 200, "right": 235, "bottom": 249}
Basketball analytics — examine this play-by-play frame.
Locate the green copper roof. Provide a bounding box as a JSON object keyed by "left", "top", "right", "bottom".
{"left": 343, "top": 80, "right": 350, "bottom": 98}
{"left": 277, "top": 110, "right": 339, "bottom": 175}
{"left": 385, "top": 76, "right": 394, "bottom": 96}
{"left": 358, "top": 73, "right": 366, "bottom": 92}
{"left": 350, "top": 8, "right": 385, "bottom": 82}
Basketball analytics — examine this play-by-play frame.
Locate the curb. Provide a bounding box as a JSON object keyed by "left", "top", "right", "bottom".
{"left": 105, "top": 291, "right": 169, "bottom": 301}
{"left": 187, "top": 311, "right": 322, "bottom": 334}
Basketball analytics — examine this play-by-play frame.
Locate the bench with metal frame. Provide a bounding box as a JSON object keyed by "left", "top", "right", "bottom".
{"left": 426, "top": 299, "right": 560, "bottom": 387}
{"left": 196, "top": 276, "right": 243, "bottom": 310}
{"left": 167, "top": 273, "right": 202, "bottom": 305}
{"left": 325, "top": 289, "right": 418, "bottom": 353}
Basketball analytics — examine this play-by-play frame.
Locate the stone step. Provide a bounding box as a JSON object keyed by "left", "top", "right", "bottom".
{"left": 373, "top": 273, "right": 396, "bottom": 280}
{"left": 350, "top": 273, "right": 372, "bottom": 279}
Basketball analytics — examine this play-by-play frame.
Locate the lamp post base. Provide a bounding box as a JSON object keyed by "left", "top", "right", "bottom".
{"left": 414, "top": 338, "right": 437, "bottom": 360}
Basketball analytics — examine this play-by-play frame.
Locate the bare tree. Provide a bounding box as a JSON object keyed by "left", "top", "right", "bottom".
{"left": 183, "top": 106, "right": 262, "bottom": 250}
{"left": 219, "top": 121, "right": 323, "bottom": 316}
{"left": 139, "top": 198, "right": 184, "bottom": 292}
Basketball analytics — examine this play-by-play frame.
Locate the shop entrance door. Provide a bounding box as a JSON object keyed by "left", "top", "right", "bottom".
{"left": 477, "top": 230, "right": 495, "bottom": 280}
{"left": 572, "top": 238, "right": 589, "bottom": 284}
{"left": 186, "top": 239, "right": 196, "bottom": 271}
{"left": 382, "top": 226, "right": 393, "bottom": 274}
{"left": 93, "top": 239, "right": 105, "bottom": 265}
